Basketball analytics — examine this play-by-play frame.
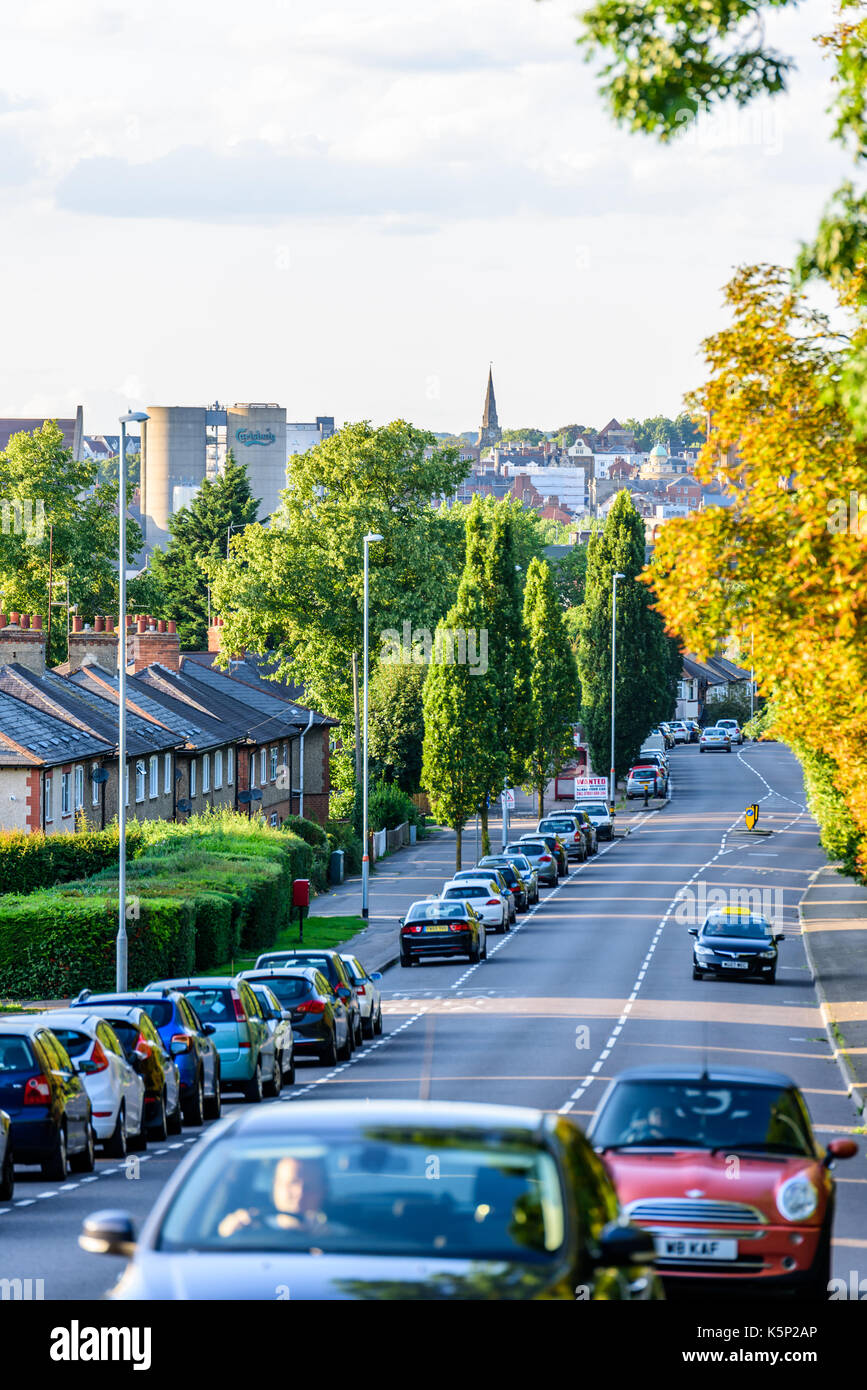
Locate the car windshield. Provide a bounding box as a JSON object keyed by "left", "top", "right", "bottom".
{"left": 244, "top": 975, "right": 312, "bottom": 1005}
{"left": 702, "top": 915, "right": 773, "bottom": 939}
{"left": 516, "top": 842, "right": 545, "bottom": 854}
{"left": 0, "top": 1035, "right": 36, "bottom": 1070}
{"left": 539, "top": 822, "right": 568, "bottom": 833}
{"left": 128, "top": 1001, "right": 173, "bottom": 1029}
{"left": 482, "top": 863, "right": 517, "bottom": 885}
{"left": 593, "top": 1082, "right": 814, "bottom": 1154}
{"left": 106, "top": 1020, "right": 140, "bottom": 1057}
{"left": 445, "top": 886, "right": 487, "bottom": 899}
{"left": 156, "top": 1131, "right": 566, "bottom": 1260}
{"left": 406, "top": 902, "right": 470, "bottom": 922}
{"left": 175, "top": 989, "right": 234, "bottom": 1023}
{"left": 576, "top": 804, "right": 607, "bottom": 816}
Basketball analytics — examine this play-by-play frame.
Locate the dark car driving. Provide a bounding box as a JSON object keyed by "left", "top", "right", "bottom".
{"left": 690, "top": 909, "right": 785, "bottom": 983}
{"left": 400, "top": 899, "right": 486, "bottom": 966}
{"left": 80, "top": 1099, "right": 663, "bottom": 1300}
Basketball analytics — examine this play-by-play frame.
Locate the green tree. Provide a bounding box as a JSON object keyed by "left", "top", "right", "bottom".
{"left": 421, "top": 581, "right": 500, "bottom": 872}
{"left": 523, "top": 558, "right": 581, "bottom": 816}
{"left": 0, "top": 421, "right": 141, "bottom": 667}
{"left": 576, "top": 491, "right": 677, "bottom": 787}
{"left": 149, "top": 450, "right": 259, "bottom": 650}
{"left": 368, "top": 660, "right": 426, "bottom": 793}
{"left": 553, "top": 542, "right": 590, "bottom": 608}
{"left": 555, "top": 424, "right": 594, "bottom": 447}
{"left": 501, "top": 427, "right": 546, "bottom": 445}
{"left": 211, "top": 421, "right": 468, "bottom": 793}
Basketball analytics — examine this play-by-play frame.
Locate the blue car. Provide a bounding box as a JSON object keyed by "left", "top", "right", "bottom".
{"left": 72, "top": 989, "right": 222, "bottom": 1125}
{"left": 0, "top": 1019, "right": 94, "bottom": 1180}
{"left": 145, "top": 977, "right": 276, "bottom": 1103}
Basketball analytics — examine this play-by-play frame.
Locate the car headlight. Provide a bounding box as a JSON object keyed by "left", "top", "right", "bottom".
{"left": 759, "top": 949, "right": 776, "bottom": 959}
{"left": 776, "top": 1174, "right": 818, "bottom": 1222}
{"left": 695, "top": 947, "right": 714, "bottom": 959}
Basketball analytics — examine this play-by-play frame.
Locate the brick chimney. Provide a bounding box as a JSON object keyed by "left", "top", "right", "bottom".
{"left": 207, "top": 616, "right": 224, "bottom": 653}
{"left": 0, "top": 613, "right": 46, "bottom": 676}
{"left": 67, "top": 615, "right": 118, "bottom": 673}
{"left": 129, "top": 617, "right": 181, "bottom": 673}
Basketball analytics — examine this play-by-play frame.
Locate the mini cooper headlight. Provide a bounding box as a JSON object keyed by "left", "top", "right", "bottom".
{"left": 776, "top": 1174, "right": 818, "bottom": 1222}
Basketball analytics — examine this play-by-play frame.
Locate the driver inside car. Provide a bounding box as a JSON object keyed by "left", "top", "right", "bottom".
{"left": 217, "top": 1155, "right": 333, "bottom": 1239}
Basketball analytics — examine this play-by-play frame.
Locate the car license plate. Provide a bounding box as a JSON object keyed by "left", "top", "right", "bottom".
{"left": 424, "top": 924, "right": 450, "bottom": 933}
{"left": 721, "top": 960, "right": 749, "bottom": 969}
{"left": 655, "top": 1236, "right": 737, "bottom": 1261}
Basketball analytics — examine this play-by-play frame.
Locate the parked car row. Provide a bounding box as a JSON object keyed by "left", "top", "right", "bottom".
{"left": 0, "top": 949, "right": 384, "bottom": 1197}
{"left": 398, "top": 811, "right": 605, "bottom": 967}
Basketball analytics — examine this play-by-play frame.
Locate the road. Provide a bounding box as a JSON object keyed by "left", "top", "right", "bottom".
{"left": 3, "top": 740, "right": 866, "bottom": 1299}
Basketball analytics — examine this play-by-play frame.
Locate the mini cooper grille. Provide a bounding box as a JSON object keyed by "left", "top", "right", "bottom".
{"left": 625, "top": 1198, "right": 765, "bottom": 1225}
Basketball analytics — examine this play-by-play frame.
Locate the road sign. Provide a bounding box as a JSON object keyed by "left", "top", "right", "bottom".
{"left": 745, "top": 803, "right": 760, "bottom": 831}
{"left": 501, "top": 789, "right": 515, "bottom": 808}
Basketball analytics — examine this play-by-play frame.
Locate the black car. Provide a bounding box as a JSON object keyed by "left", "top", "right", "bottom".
{"left": 399, "top": 899, "right": 487, "bottom": 966}
{"left": 72, "top": 989, "right": 221, "bottom": 1125}
{"left": 0, "top": 1019, "right": 94, "bottom": 1180}
{"left": 254, "top": 949, "right": 362, "bottom": 1049}
{"left": 690, "top": 910, "right": 785, "bottom": 983}
{"left": 80, "top": 1099, "right": 662, "bottom": 1300}
{"left": 240, "top": 967, "right": 352, "bottom": 1067}
{"left": 478, "top": 856, "right": 531, "bottom": 910}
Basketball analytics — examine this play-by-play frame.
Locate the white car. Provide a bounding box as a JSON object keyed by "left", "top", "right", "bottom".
{"left": 451, "top": 868, "right": 517, "bottom": 923}
{"left": 716, "top": 719, "right": 743, "bottom": 745}
{"left": 669, "top": 721, "right": 689, "bottom": 743}
{"left": 441, "top": 878, "right": 509, "bottom": 933}
{"left": 47, "top": 1011, "right": 147, "bottom": 1157}
{"left": 340, "top": 954, "right": 384, "bottom": 1038}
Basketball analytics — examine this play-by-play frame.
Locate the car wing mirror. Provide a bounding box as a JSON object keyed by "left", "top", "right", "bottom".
{"left": 370, "top": 972, "right": 383, "bottom": 981}
{"left": 79, "top": 1210, "right": 137, "bottom": 1258}
{"left": 687, "top": 926, "right": 698, "bottom": 936}
{"left": 595, "top": 1220, "right": 657, "bottom": 1269}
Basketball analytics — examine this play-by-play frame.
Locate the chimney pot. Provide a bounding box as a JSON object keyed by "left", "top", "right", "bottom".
{"left": 94, "top": 616, "right": 104, "bottom": 632}
{"left": 21, "top": 614, "right": 30, "bottom": 629}
{"left": 167, "top": 620, "right": 177, "bottom": 634}
{"left": 73, "top": 616, "right": 83, "bottom": 632}
{"left": 126, "top": 615, "right": 134, "bottom": 628}
{"left": 106, "top": 617, "right": 114, "bottom": 632}
{"left": 157, "top": 619, "right": 166, "bottom": 633}
{"left": 10, "top": 611, "right": 20, "bottom": 626}
{"left": 0, "top": 614, "right": 5, "bottom": 628}
{"left": 31, "top": 615, "right": 42, "bottom": 630}
{"left": 137, "top": 616, "right": 146, "bottom": 633}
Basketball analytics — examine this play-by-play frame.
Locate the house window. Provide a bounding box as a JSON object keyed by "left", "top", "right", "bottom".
{"left": 135, "top": 760, "right": 146, "bottom": 803}
{"left": 260, "top": 748, "right": 267, "bottom": 785}
{"left": 270, "top": 746, "right": 278, "bottom": 782}
{"left": 74, "top": 764, "right": 84, "bottom": 811}
{"left": 227, "top": 747, "right": 234, "bottom": 785}
{"left": 92, "top": 762, "right": 100, "bottom": 807}
{"left": 250, "top": 752, "right": 256, "bottom": 788}
{"left": 190, "top": 759, "right": 197, "bottom": 797}
{"left": 149, "top": 754, "right": 158, "bottom": 799}
{"left": 203, "top": 753, "right": 210, "bottom": 794}
{"left": 214, "top": 749, "right": 223, "bottom": 790}
{"left": 124, "top": 764, "right": 129, "bottom": 807}
{"left": 164, "top": 753, "right": 171, "bottom": 795}
{"left": 269, "top": 813, "right": 279, "bottom": 827}
{"left": 61, "top": 771, "right": 71, "bottom": 817}
{"left": 45, "top": 775, "right": 53, "bottom": 823}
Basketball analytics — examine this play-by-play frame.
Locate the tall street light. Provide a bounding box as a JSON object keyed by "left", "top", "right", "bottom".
{"left": 610, "top": 571, "right": 626, "bottom": 807}
{"left": 361, "top": 531, "right": 384, "bottom": 919}
{"left": 116, "top": 410, "right": 149, "bottom": 990}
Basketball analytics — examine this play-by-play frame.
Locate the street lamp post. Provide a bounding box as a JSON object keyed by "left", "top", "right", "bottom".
{"left": 116, "top": 411, "right": 149, "bottom": 991}
{"left": 361, "top": 532, "right": 384, "bottom": 920}
{"left": 609, "top": 572, "right": 626, "bottom": 807}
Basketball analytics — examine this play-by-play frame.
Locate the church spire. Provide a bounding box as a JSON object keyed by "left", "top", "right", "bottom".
{"left": 477, "top": 363, "right": 501, "bottom": 447}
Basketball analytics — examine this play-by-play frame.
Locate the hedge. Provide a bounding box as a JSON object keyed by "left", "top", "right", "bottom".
{"left": 0, "top": 893, "right": 195, "bottom": 1000}
{"left": 0, "top": 822, "right": 148, "bottom": 897}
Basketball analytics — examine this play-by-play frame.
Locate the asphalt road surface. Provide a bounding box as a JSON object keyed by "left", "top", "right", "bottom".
{"left": 4, "top": 741, "right": 866, "bottom": 1299}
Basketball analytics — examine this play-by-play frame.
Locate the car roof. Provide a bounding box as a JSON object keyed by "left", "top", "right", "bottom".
{"left": 149, "top": 977, "right": 243, "bottom": 989}
{"left": 226, "top": 1098, "right": 549, "bottom": 1139}
{"left": 0, "top": 1016, "right": 58, "bottom": 1033}
{"left": 25, "top": 1011, "right": 108, "bottom": 1034}
{"left": 257, "top": 949, "right": 340, "bottom": 961}
{"left": 59, "top": 1003, "right": 146, "bottom": 1023}
{"left": 609, "top": 1064, "right": 796, "bottom": 1089}
{"left": 240, "top": 966, "right": 319, "bottom": 979}
{"left": 76, "top": 991, "right": 181, "bottom": 1006}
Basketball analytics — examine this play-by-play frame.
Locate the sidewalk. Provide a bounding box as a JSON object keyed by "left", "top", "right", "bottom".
{"left": 331, "top": 798, "right": 661, "bottom": 975}
{"left": 801, "top": 865, "right": 867, "bottom": 1114}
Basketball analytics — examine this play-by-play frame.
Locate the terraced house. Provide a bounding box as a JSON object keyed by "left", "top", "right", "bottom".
{"left": 0, "top": 612, "right": 334, "bottom": 834}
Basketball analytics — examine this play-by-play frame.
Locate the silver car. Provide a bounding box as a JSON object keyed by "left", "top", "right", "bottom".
{"left": 340, "top": 956, "right": 383, "bottom": 1039}
{"left": 700, "top": 726, "right": 732, "bottom": 753}
{"left": 513, "top": 838, "right": 558, "bottom": 886}
{"left": 451, "top": 867, "right": 517, "bottom": 923}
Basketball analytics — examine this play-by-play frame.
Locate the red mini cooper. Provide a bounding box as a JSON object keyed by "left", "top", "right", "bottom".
{"left": 587, "top": 1066, "right": 857, "bottom": 1299}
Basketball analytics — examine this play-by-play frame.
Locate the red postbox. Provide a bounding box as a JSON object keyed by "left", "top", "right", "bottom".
{"left": 292, "top": 879, "right": 310, "bottom": 908}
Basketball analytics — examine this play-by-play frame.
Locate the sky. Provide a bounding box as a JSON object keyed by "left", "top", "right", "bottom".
{"left": 0, "top": 0, "right": 851, "bottom": 436}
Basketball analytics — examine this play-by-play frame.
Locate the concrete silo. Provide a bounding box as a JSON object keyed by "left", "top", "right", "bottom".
{"left": 226, "top": 404, "right": 287, "bottom": 520}
{"left": 140, "top": 406, "right": 207, "bottom": 549}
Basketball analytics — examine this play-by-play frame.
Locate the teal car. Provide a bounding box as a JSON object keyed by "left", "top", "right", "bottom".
{"left": 145, "top": 977, "right": 277, "bottom": 1103}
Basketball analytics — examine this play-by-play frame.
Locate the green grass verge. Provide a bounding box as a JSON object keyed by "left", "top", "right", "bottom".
{"left": 201, "top": 915, "right": 367, "bottom": 976}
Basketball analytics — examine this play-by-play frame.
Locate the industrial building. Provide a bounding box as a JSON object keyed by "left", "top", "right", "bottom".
{"left": 140, "top": 403, "right": 334, "bottom": 549}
